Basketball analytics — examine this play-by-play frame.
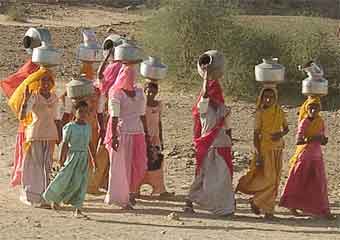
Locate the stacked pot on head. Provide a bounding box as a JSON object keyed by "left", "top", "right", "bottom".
{"left": 299, "top": 61, "right": 328, "bottom": 97}
{"left": 255, "top": 58, "right": 285, "bottom": 90}
{"left": 23, "top": 27, "right": 62, "bottom": 68}
{"left": 76, "top": 29, "right": 103, "bottom": 63}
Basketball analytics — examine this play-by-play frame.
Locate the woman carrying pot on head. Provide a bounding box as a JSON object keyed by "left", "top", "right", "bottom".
{"left": 2, "top": 59, "right": 40, "bottom": 187}
{"left": 184, "top": 51, "right": 235, "bottom": 216}
{"left": 236, "top": 87, "right": 289, "bottom": 220}
{"left": 104, "top": 51, "right": 148, "bottom": 210}
{"left": 279, "top": 97, "right": 334, "bottom": 220}
{"left": 17, "top": 70, "right": 61, "bottom": 207}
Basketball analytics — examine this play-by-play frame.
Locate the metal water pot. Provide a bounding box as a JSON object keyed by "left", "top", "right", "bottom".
{"left": 32, "top": 42, "right": 61, "bottom": 67}
{"left": 23, "top": 28, "right": 52, "bottom": 52}
{"left": 255, "top": 58, "right": 285, "bottom": 83}
{"left": 114, "top": 40, "right": 142, "bottom": 62}
{"left": 300, "top": 62, "right": 328, "bottom": 96}
{"left": 140, "top": 56, "right": 168, "bottom": 80}
{"left": 102, "top": 34, "right": 126, "bottom": 58}
{"left": 66, "top": 74, "right": 94, "bottom": 99}
{"left": 197, "top": 50, "right": 224, "bottom": 80}
{"left": 77, "top": 30, "right": 103, "bottom": 62}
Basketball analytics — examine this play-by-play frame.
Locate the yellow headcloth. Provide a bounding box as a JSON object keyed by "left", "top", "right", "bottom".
{"left": 8, "top": 67, "right": 55, "bottom": 126}
{"left": 298, "top": 96, "right": 321, "bottom": 122}
{"left": 256, "top": 86, "right": 278, "bottom": 110}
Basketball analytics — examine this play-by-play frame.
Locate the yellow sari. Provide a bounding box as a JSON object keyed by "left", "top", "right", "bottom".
{"left": 237, "top": 87, "right": 288, "bottom": 214}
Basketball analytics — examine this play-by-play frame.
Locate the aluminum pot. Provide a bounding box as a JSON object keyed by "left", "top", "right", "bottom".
{"left": 23, "top": 28, "right": 52, "bottom": 51}
{"left": 102, "top": 34, "right": 126, "bottom": 58}
{"left": 77, "top": 44, "right": 103, "bottom": 62}
{"left": 140, "top": 56, "right": 167, "bottom": 80}
{"left": 300, "top": 62, "right": 328, "bottom": 96}
{"left": 302, "top": 78, "right": 328, "bottom": 96}
{"left": 197, "top": 50, "right": 224, "bottom": 80}
{"left": 255, "top": 58, "right": 285, "bottom": 83}
{"left": 32, "top": 42, "right": 61, "bottom": 67}
{"left": 66, "top": 74, "right": 94, "bottom": 99}
{"left": 114, "top": 40, "right": 142, "bottom": 63}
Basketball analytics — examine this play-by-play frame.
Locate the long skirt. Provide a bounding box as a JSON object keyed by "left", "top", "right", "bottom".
{"left": 188, "top": 147, "right": 235, "bottom": 215}
{"left": 237, "top": 148, "right": 283, "bottom": 214}
{"left": 21, "top": 141, "right": 53, "bottom": 205}
{"left": 43, "top": 150, "right": 89, "bottom": 208}
{"left": 105, "top": 134, "right": 147, "bottom": 207}
{"left": 11, "top": 131, "right": 25, "bottom": 187}
{"left": 279, "top": 148, "right": 330, "bottom": 216}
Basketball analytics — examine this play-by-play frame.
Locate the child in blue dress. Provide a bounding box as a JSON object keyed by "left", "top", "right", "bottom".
{"left": 43, "top": 101, "right": 95, "bottom": 217}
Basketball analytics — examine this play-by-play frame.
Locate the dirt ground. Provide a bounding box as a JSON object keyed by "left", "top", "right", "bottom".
{"left": 0, "top": 4, "right": 340, "bottom": 240}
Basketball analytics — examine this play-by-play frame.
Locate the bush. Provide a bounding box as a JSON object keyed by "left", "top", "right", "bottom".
{"left": 142, "top": 1, "right": 340, "bottom": 106}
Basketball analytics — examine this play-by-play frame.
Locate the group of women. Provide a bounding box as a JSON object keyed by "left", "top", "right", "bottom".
{"left": 0, "top": 33, "right": 334, "bottom": 219}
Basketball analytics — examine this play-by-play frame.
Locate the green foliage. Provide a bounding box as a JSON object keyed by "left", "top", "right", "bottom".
{"left": 142, "top": 1, "right": 340, "bottom": 106}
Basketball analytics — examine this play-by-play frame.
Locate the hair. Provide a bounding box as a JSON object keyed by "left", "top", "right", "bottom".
{"left": 144, "top": 82, "right": 159, "bottom": 91}
{"left": 74, "top": 101, "right": 88, "bottom": 110}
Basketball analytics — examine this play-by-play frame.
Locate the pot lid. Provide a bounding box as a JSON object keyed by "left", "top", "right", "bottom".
{"left": 256, "top": 58, "right": 284, "bottom": 70}
{"left": 66, "top": 74, "right": 93, "bottom": 87}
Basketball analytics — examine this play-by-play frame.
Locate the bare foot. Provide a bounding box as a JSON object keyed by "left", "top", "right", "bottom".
{"left": 121, "top": 204, "right": 134, "bottom": 210}
{"left": 183, "top": 206, "right": 195, "bottom": 214}
{"left": 73, "top": 209, "right": 88, "bottom": 218}
{"left": 290, "top": 209, "right": 303, "bottom": 216}
{"left": 264, "top": 213, "right": 276, "bottom": 220}
{"left": 159, "top": 191, "right": 175, "bottom": 198}
{"left": 51, "top": 202, "right": 60, "bottom": 211}
{"left": 250, "top": 200, "right": 260, "bottom": 215}
{"left": 324, "top": 214, "right": 336, "bottom": 220}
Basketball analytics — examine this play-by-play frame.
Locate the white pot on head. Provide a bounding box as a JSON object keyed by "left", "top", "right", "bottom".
{"left": 102, "top": 34, "right": 126, "bottom": 58}
{"left": 255, "top": 58, "right": 285, "bottom": 84}
{"left": 32, "top": 42, "right": 62, "bottom": 67}
{"left": 140, "top": 56, "right": 168, "bottom": 80}
{"left": 300, "top": 62, "right": 328, "bottom": 96}
{"left": 114, "top": 40, "right": 142, "bottom": 63}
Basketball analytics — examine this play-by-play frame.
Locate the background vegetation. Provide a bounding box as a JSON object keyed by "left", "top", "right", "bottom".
{"left": 141, "top": 0, "right": 340, "bottom": 107}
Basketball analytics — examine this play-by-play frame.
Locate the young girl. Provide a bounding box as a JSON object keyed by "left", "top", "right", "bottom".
{"left": 138, "top": 82, "right": 172, "bottom": 197}
{"left": 43, "top": 101, "right": 94, "bottom": 217}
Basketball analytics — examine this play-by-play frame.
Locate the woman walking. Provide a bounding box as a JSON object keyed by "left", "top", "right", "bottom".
{"left": 104, "top": 61, "right": 148, "bottom": 210}
{"left": 184, "top": 52, "right": 235, "bottom": 216}
{"left": 18, "top": 72, "right": 60, "bottom": 206}
{"left": 236, "top": 87, "right": 289, "bottom": 219}
{"left": 279, "top": 97, "right": 334, "bottom": 219}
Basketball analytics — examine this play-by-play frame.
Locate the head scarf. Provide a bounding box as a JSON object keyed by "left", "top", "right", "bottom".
{"left": 8, "top": 67, "right": 55, "bottom": 126}
{"left": 298, "top": 96, "right": 321, "bottom": 122}
{"left": 0, "top": 59, "right": 40, "bottom": 98}
{"left": 192, "top": 80, "right": 224, "bottom": 140}
{"left": 256, "top": 86, "right": 278, "bottom": 110}
{"left": 99, "top": 62, "right": 123, "bottom": 95}
{"left": 108, "top": 64, "right": 136, "bottom": 98}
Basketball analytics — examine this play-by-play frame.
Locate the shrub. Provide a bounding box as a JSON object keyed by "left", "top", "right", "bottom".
{"left": 142, "top": 1, "right": 340, "bottom": 106}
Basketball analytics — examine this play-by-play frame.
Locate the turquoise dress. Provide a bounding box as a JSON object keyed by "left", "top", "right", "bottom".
{"left": 43, "top": 122, "right": 91, "bottom": 208}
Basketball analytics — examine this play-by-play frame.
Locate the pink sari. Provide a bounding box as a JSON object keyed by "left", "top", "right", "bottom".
{"left": 104, "top": 65, "right": 147, "bottom": 207}
{"left": 99, "top": 62, "right": 123, "bottom": 95}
